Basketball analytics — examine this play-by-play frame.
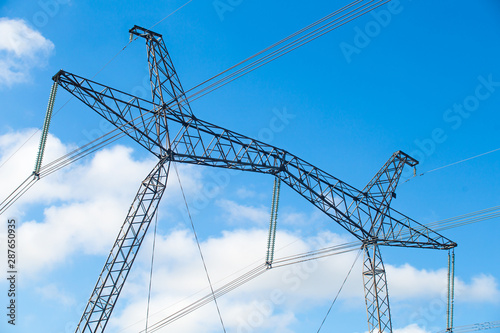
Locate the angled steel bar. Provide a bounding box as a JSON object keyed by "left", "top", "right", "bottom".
{"left": 54, "top": 70, "right": 165, "bottom": 158}
{"left": 129, "top": 25, "right": 194, "bottom": 151}
{"left": 130, "top": 25, "right": 193, "bottom": 118}
{"left": 363, "top": 244, "right": 392, "bottom": 333}
{"left": 359, "top": 151, "right": 417, "bottom": 333}
{"left": 75, "top": 160, "right": 170, "bottom": 333}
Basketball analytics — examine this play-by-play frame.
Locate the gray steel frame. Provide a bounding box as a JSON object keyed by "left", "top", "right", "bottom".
{"left": 52, "top": 26, "right": 456, "bottom": 333}
{"left": 358, "top": 151, "right": 418, "bottom": 332}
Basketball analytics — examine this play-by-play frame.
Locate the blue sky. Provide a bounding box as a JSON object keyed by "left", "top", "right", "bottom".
{"left": 0, "top": 0, "right": 499, "bottom": 332}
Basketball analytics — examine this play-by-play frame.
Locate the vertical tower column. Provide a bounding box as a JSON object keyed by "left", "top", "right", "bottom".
{"left": 358, "top": 151, "right": 419, "bottom": 333}
{"left": 363, "top": 243, "right": 392, "bottom": 333}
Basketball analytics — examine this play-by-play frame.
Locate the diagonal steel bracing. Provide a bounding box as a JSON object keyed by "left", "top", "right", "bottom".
{"left": 53, "top": 25, "right": 457, "bottom": 333}
{"left": 357, "top": 151, "right": 418, "bottom": 332}
{"left": 363, "top": 244, "right": 392, "bottom": 333}
{"left": 129, "top": 25, "right": 194, "bottom": 118}
{"left": 75, "top": 160, "right": 170, "bottom": 333}
{"left": 55, "top": 69, "right": 455, "bottom": 250}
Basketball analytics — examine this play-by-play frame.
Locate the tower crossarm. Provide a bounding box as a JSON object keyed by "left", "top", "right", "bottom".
{"left": 167, "top": 110, "right": 456, "bottom": 250}
{"left": 372, "top": 208, "right": 456, "bottom": 249}
{"left": 54, "top": 70, "right": 456, "bottom": 250}
{"left": 53, "top": 70, "right": 167, "bottom": 158}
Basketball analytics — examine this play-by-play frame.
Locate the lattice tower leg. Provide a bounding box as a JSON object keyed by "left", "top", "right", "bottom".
{"left": 363, "top": 243, "right": 393, "bottom": 333}
{"left": 75, "top": 160, "right": 170, "bottom": 333}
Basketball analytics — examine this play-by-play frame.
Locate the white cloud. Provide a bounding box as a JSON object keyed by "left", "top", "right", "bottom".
{"left": 216, "top": 198, "right": 269, "bottom": 226}
{"left": 236, "top": 187, "right": 257, "bottom": 199}
{"left": 110, "top": 226, "right": 500, "bottom": 333}
{"left": 394, "top": 323, "right": 430, "bottom": 333}
{"left": 387, "top": 264, "right": 448, "bottom": 299}
{"left": 109, "top": 228, "right": 363, "bottom": 332}
{"left": 35, "top": 283, "right": 76, "bottom": 307}
{"left": 455, "top": 274, "right": 500, "bottom": 303}
{"left": 0, "top": 129, "right": 161, "bottom": 275}
{"left": 0, "top": 18, "right": 54, "bottom": 86}
{"left": 387, "top": 263, "right": 500, "bottom": 303}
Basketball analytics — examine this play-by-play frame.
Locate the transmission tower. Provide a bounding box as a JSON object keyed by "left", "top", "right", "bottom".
{"left": 52, "top": 25, "right": 456, "bottom": 332}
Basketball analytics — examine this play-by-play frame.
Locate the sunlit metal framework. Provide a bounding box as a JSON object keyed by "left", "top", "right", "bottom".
{"left": 358, "top": 151, "right": 419, "bottom": 332}
{"left": 52, "top": 25, "right": 457, "bottom": 333}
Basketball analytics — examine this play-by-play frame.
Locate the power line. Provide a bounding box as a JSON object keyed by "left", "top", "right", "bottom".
{"left": 316, "top": 249, "right": 362, "bottom": 333}
{"left": 404, "top": 147, "right": 500, "bottom": 184}
{"left": 145, "top": 212, "right": 159, "bottom": 333}
{"left": 425, "top": 147, "right": 500, "bottom": 174}
{"left": 142, "top": 242, "right": 363, "bottom": 332}
{"left": 179, "top": 0, "right": 392, "bottom": 105}
{"left": 149, "top": 0, "right": 194, "bottom": 30}
{"left": 173, "top": 162, "right": 227, "bottom": 333}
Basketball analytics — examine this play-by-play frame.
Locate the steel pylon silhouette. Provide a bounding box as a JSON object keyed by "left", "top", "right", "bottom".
{"left": 52, "top": 25, "right": 456, "bottom": 333}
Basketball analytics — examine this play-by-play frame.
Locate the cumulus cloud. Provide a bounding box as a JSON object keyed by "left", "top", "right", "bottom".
{"left": 110, "top": 229, "right": 500, "bottom": 333}
{"left": 387, "top": 263, "right": 500, "bottom": 303}
{"left": 35, "top": 283, "right": 76, "bottom": 307}
{"left": 455, "top": 274, "right": 500, "bottom": 303}
{"left": 109, "top": 227, "right": 500, "bottom": 332}
{"left": 216, "top": 198, "right": 269, "bottom": 226}
{"left": 394, "top": 323, "right": 431, "bottom": 333}
{"left": 0, "top": 18, "right": 54, "bottom": 86}
{"left": 109, "top": 228, "right": 362, "bottom": 333}
{"left": 0, "top": 129, "right": 183, "bottom": 275}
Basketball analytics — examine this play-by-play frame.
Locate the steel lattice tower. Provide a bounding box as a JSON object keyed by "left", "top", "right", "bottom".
{"left": 52, "top": 26, "right": 456, "bottom": 332}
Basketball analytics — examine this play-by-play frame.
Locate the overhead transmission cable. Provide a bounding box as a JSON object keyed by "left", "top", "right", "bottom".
{"left": 404, "top": 147, "right": 500, "bottom": 184}
{"left": 400, "top": 204, "right": 500, "bottom": 238}
{"left": 145, "top": 212, "right": 159, "bottom": 333}
{"left": 141, "top": 241, "right": 363, "bottom": 333}
{"left": 424, "top": 147, "right": 500, "bottom": 175}
{"left": 178, "top": 0, "right": 392, "bottom": 105}
{"left": 173, "top": 162, "right": 227, "bottom": 333}
{"left": 316, "top": 249, "right": 362, "bottom": 333}
{"left": 436, "top": 320, "right": 500, "bottom": 333}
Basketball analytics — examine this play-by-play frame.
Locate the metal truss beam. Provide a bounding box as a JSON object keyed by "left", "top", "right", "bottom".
{"left": 75, "top": 160, "right": 170, "bottom": 333}
{"left": 54, "top": 70, "right": 166, "bottom": 158}
{"left": 54, "top": 70, "right": 455, "bottom": 250}
{"left": 130, "top": 25, "right": 193, "bottom": 117}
